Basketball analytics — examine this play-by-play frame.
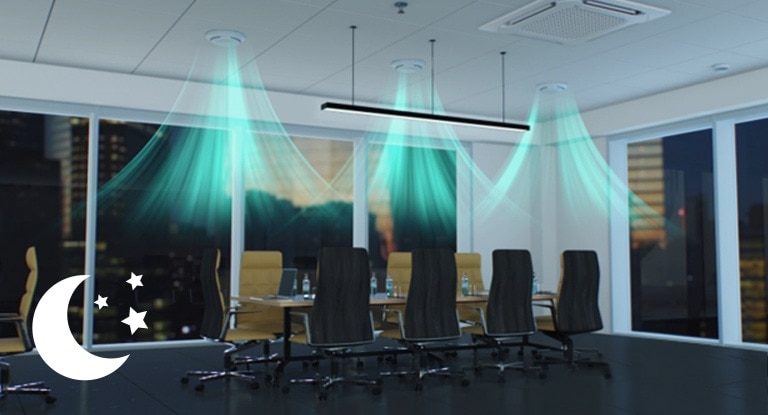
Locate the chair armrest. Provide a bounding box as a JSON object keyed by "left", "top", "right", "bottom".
{"left": 289, "top": 312, "right": 311, "bottom": 343}
{"left": 382, "top": 309, "right": 406, "bottom": 338}
{"left": 0, "top": 314, "right": 23, "bottom": 323}
{"left": 460, "top": 307, "right": 485, "bottom": 327}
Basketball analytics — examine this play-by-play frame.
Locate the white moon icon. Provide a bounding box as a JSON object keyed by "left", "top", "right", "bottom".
{"left": 32, "top": 274, "right": 129, "bottom": 381}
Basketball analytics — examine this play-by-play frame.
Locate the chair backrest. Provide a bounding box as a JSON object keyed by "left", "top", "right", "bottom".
{"left": 386, "top": 252, "right": 412, "bottom": 291}
{"left": 237, "top": 251, "right": 284, "bottom": 333}
{"left": 555, "top": 250, "right": 603, "bottom": 334}
{"left": 484, "top": 249, "right": 536, "bottom": 336}
{"left": 199, "top": 248, "right": 226, "bottom": 340}
{"left": 455, "top": 252, "right": 484, "bottom": 293}
{"left": 404, "top": 248, "right": 460, "bottom": 341}
{"left": 18, "top": 246, "right": 38, "bottom": 321}
{"left": 309, "top": 247, "right": 373, "bottom": 346}
{"left": 240, "top": 251, "right": 283, "bottom": 296}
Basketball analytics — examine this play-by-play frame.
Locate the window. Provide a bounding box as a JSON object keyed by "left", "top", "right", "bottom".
{"left": 736, "top": 118, "right": 768, "bottom": 344}
{"left": 627, "top": 130, "right": 718, "bottom": 338}
{"left": 94, "top": 120, "right": 231, "bottom": 343}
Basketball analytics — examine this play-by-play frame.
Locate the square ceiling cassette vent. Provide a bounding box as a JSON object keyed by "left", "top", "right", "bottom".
{"left": 480, "top": 0, "right": 670, "bottom": 44}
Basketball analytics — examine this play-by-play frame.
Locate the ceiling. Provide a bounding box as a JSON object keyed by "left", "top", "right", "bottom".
{"left": 2, "top": 0, "right": 768, "bottom": 124}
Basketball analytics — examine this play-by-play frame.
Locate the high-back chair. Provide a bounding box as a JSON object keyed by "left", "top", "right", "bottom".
{"left": 238, "top": 251, "right": 285, "bottom": 335}
{"left": 283, "top": 247, "right": 381, "bottom": 399}
{"left": 534, "top": 250, "right": 611, "bottom": 378}
{"left": 455, "top": 252, "right": 484, "bottom": 323}
{"left": 381, "top": 248, "right": 469, "bottom": 391}
{"left": 462, "top": 249, "right": 542, "bottom": 382}
{"left": 181, "top": 249, "right": 278, "bottom": 391}
{"left": 0, "top": 247, "right": 55, "bottom": 404}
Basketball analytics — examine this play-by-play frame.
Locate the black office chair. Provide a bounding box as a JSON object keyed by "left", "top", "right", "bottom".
{"left": 462, "top": 249, "right": 543, "bottom": 382}
{"left": 380, "top": 248, "right": 469, "bottom": 391}
{"left": 181, "top": 248, "right": 277, "bottom": 391}
{"left": 534, "top": 250, "right": 611, "bottom": 378}
{"left": 0, "top": 247, "right": 55, "bottom": 404}
{"left": 282, "top": 247, "right": 381, "bottom": 400}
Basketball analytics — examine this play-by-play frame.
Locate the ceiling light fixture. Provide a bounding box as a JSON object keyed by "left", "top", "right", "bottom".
{"left": 205, "top": 29, "right": 246, "bottom": 48}
{"left": 320, "top": 30, "right": 529, "bottom": 132}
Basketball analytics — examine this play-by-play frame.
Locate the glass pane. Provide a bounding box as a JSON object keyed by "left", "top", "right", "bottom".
{"left": 368, "top": 143, "right": 457, "bottom": 272}
{"left": 243, "top": 136, "right": 354, "bottom": 277}
{"left": 627, "top": 130, "right": 718, "bottom": 338}
{"left": 736, "top": 118, "right": 768, "bottom": 344}
{"left": 0, "top": 111, "right": 88, "bottom": 338}
{"left": 94, "top": 120, "right": 231, "bottom": 343}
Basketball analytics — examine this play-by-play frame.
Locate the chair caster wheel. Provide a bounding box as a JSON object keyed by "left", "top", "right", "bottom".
{"left": 45, "top": 395, "right": 56, "bottom": 404}
{"left": 180, "top": 376, "right": 190, "bottom": 384}
{"left": 603, "top": 371, "right": 612, "bottom": 379}
{"left": 195, "top": 384, "right": 205, "bottom": 392}
{"left": 371, "top": 386, "right": 382, "bottom": 395}
{"left": 375, "top": 377, "right": 383, "bottom": 385}
{"left": 460, "top": 379, "right": 470, "bottom": 387}
{"left": 538, "top": 371, "right": 548, "bottom": 380}
{"left": 474, "top": 368, "right": 482, "bottom": 375}
{"left": 302, "top": 361, "right": 310, "bottom": 368}
{"left": 311, "top": 360, "right": 320, "bottom": 368}
{"left": 377, "top": 356, "right": 384, "bottom": 363}
{"left": 265, "top": 374, "right": 273, "bottom": 382}
{"left": 281, "top": 386, "right": 290, "bottom": 394}
{"left": 251, "top": 381, "right": 260, "bottom": 390}
{"left": 318, "top": 392, "right": 328, "bottom": 401}
{"left": 356, "top": 360, "right": 364, "bottom": 368}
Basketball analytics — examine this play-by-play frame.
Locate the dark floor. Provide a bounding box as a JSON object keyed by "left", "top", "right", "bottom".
{"left": 1, "top": 333, "right": 766, "bottom": 415}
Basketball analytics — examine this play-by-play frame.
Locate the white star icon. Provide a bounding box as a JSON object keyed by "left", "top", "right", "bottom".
{"left": 121, "top": 307, "right": 148, "bottom": 334}
{"left": 126, "top": 272, "right": 143, "bottom": 290}
{"left": 94, "top": 295, "right": 108, "bottom": 310}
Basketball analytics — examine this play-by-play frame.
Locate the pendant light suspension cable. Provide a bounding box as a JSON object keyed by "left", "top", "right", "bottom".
{"left": 501, "top": 51, "right": 506, "bottom": 123}
{"left": 350, "top": 25, "right": 356, "bottom": 105}
{"left": 430, "top": 39, "right": 435, "bottom": 115}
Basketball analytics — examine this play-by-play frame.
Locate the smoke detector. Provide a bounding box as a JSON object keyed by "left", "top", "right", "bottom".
{"left": 391, "top": 59, "right": 426, "bottom": 74}
{"left": 205, "top": 30, "right": 246, "bottom": 48}
{"left": 480, "top": 0, "right": 670, "bottom": 44}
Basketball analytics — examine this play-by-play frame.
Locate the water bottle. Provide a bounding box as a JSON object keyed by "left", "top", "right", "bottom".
{"left": 532, "top": 273, "right": 539, "bottom": 294}
{"left": 370, "top": 272, "right": 378, "bottom": 296}
{"left": 385, "top": 273, "right": 394, "bottom": 298}
{"left": 291, "top": 275, "right": 298, "bottom": 296}
{"left": 302, "top": 273, "right": 311, "bottom": 296}
{"left": 461, "top": 272, "right": 470, "bottom": 296}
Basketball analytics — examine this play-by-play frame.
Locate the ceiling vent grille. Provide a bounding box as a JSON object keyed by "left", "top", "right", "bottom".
{"left": 479, "top": 0, "right": 670, "bottom": 44}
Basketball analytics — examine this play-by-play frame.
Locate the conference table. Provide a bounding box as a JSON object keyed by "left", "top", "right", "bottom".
{"left": 231, "top": 292, "right": 557, "bottom": 373}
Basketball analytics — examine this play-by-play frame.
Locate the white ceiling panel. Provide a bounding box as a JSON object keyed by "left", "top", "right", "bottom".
{"left": 1, "top": 1, "right": 768, "bottom": 124}
{"left": 0, "top": 0, "right": 52, "bottom": 61}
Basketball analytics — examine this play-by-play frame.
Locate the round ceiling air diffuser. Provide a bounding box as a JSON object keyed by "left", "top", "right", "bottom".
{"left": 537, "top": 82, "right": 568, "bottom": 93}
{"left": 205, "top": 30, "right": 246, "bottom": 48}
{"left": 391, "top": 59, "right": 426, "bottom": 74}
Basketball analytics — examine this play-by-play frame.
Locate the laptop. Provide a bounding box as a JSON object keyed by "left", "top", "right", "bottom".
{"left": 270, "top": 268, "right": 298, "bottom": 298}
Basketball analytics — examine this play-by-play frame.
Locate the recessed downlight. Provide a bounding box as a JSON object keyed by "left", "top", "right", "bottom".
{"left": 391, "top": 58, "right": 426, "bottom": 73}
{"left": 205, "top": 30, "right": 246, "bottom": 48}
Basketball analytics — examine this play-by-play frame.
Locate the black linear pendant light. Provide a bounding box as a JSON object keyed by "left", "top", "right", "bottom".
{"left": 320, "top": 27, "right": 529, "bottom": 132}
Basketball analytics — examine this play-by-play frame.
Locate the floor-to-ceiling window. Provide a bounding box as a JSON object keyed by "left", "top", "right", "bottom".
{"left": 367, "top": 143, "right": 457, "bottom": 272}
{"left": 93, "top": 120, "right": 231, "bottom": 343}
{"left": 627, "top": 129, "right": 718, "bottom": 338}
{"left": 0, "top": 110, "right": 88, "bottom": 337}
{"left": 243, "top": 136, "right": 354, "bottom": 277}
{"left": 736, "top": 118, "right": 768, "bottom": 344}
